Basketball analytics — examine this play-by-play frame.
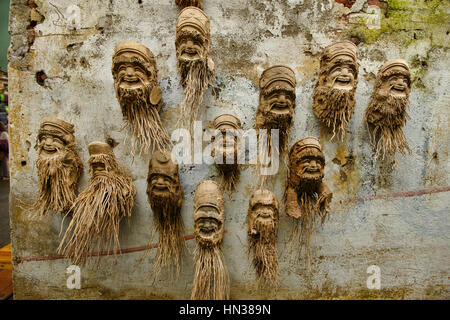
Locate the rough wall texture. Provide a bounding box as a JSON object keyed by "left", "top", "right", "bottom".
{"left": 8, "top": 0, "right": 449, "bottom": 299}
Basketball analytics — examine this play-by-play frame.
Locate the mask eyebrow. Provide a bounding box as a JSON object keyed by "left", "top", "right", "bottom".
{"left": 291, "top": 149, "right": 325, "bottom": 164}
{"left": 325, "top": 59, "right": 358, "bottom": 76}
{"left": 263, "top": 86, "right": 296, "bottom": 98}
{"left": 252, "top": 203, "right": 277, "bottom": 212}
{"left": 38, "top": 130, "right": 66, "bottom": 142}
{"left": 148, "top": 172, "right": 176, "bottom": 183}
{"left": 112, "top": 55, "right": 152, "bottom": 75}
{"left": 176, "top": 29, "right": 206, "bottom": 46}
{"left": 381, "top": 69, "right": 411, "bottom": 85}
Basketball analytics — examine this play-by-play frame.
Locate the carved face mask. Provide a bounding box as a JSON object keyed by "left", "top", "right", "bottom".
{"left": 191, "top": 180, "right": 230, "bottom": 300}
{"left": 146, "top": 151, "right": 185, "bottom": 277}
{"left": 313, "top": 41, "right": 359, "bottom": 140}
{"left": 256, "top": 65, "right": 296, "bottom": 155}
{"left": 248, "top": 189, "right": 279, "bottom": 288}
{"left": 365, "top": 59, "right": 411, "bottom": 160}
{"left": 175, "top": 7, "right": 215, "bottom": 132}
{"left": 211, "top": 114, "right": 242, "bottom": 192}
{"left": 58, "top": 141, "right": 136, "bottom": 266}
{"left": 285, "top": 137, "right": 332, "bottom": 266}
{"left": 34, "top": 117, "right": 83, "bottom": 217}
{"left": 112, "top": 41, "right": 170, "bottom": 154}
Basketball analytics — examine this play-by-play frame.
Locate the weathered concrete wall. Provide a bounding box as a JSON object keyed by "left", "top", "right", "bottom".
{"left": 8, "top": 0, "right": 449, "bottom": 299}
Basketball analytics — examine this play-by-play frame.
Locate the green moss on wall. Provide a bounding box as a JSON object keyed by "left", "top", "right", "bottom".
{"left": 344, "top": 0, "right": 449, "bottom": 46}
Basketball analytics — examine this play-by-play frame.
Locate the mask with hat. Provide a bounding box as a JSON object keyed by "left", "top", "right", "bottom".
{"left": 313, "top": 41, "right": 359, "bottom": 140}
{"left": 211, "top": 114, "right": 242, "bottom": 192}
{"left": 285, "top": 137, "right": 332, "bottom": 266}
{"left": 175, "top": 6, "right": 215, "bottom": 133}
{"left": 147, "top": 150, "right": 186, "bottom": 277}
{"left": 34, "top": 117, "right": 83, "bottom": 217}
{"left": 247, "top": 189, "right": 279, "bottom": 288}
{"left": 112, "top": 41, "right": 170, "bottom": 154}
{"left": 58, "top": 140, "right": 136, "bottom": 266}
{"left": 365, "top": 59, "right": 411, "bottom": 160}
{"left": 191, "top": 180, "right": 230, "bottom": 300}
{"left": 256, "top": 65, "right": 296, "bottom": 168}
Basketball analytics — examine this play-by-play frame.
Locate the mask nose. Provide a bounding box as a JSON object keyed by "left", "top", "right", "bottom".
{"left": 278, "top": 94, "right": 287, "bottom": 104}
{"left": 395, "top": 77, "right": 406, "bottom": 87}
{"left": 341, "top": 67, "right": 351, "bottom": 77}
{"left": 309, "top": 159, "right": 319, "bottom": 169}
{"left": 126, "top": 66, "right": 135, "bottom": 77}
{"left": 186, "top": 39, "right": 194, "bottom": 48}
{"left": 44, "top": 137, "right": 53, "bottom": 145}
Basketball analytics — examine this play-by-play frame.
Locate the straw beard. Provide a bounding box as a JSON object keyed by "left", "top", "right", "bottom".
{"left": 57, "top": 153, "right": 136, "bottom": 266}
{"left": 34, "top": 144, "right": 82, "bottom": 217}
{"left": 115, "top": 78, "right": 170, "bottom": 154}
{"left": 214, "top": 142, "right": 240, "bottom": 193}
{"left": 365, "top": 87, "right": 410, "bottom": 160}
{"left": 148, "top": 183, "right": 185, "bottom": 278}
{"left": 176, "top": 55, "right": 215, "bottom": 132}
{"left": 191, "top": 240, "right": 230, "bottom": 300}
{"left": 256, "top": 103, "right": 293, "bottom": 157}
{"left": 216, "top": 163, "right": 240, "bottom": 193}
{"left": 248, "top": 217, "right": 278, "bottom": 288}
{"left": 287, "top": 166, "right": 330, "bottom": 266}
{"left": 313, "top": 84, "right": 356, "bottom": 141}
{"left": 175, "top": 0, "right": 203, "bottom": 9}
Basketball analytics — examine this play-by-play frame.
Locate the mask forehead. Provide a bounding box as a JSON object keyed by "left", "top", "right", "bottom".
{"left": 148, "top": 151, "right": 179, "bottom": 180}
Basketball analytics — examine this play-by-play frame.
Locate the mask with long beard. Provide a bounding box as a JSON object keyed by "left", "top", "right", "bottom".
{"left": 256, "top": 65, "right": 296, "bottom": 155}
{"left": 256, "top": 66, "right": 296, "bottom": 185}
{"left": 285, "top": 137, "right": 332, "bottom": 266}
{"left": 365, "top": 59, "right": 411, "bottom": 160}
{"left": 146, "top": 151, "right": 185, "bottom": 278}
{"left": 112, "top": 41, "right": 170, "bottom": 154}
{"left": 175, "top": 0, "right": 203, "bottom": 10}
{"left": 247, "top": 189, "right": 279, "bottom": 289}
{"left": 313, "top": 41, "right": 359, "bottom": 141}
{"left": 211, "top": 114, "right": 242, "bottom": 193}
{"left": 192, "top": 180, "right": 230, "bottom": 300}
{"left": 58, "top": 141, "right": 136, "bottom": 266}
{"left": 34, "top": 117, "right": 83, "bottom": 217}
{"left": 176, "top": 6, "right": 215, "bottom": 133}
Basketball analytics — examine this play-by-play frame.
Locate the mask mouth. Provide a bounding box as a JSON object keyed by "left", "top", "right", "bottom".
{"left": 152, "top": 183, "right": 170, "bottom": 193}
{"left": 270, "top": 103, "right": 290, "bottom": 114}
{"left": 92, "top": 163, "right": 106, "bottom": 174}
{"left": 119, "top": 76, "right": 143, "bottom": 90}
{"left": 304, "top": 166, "right": 320, "bottom": 173}
{"left": 180, "top": 47, "right": 201, "bottom": 61}
{"left": 390, "top": 84, "right": 406, "bottom": 96}
{"left": 197, "top": 218, "right": 220, "bottom": 238}
{"left": 256, "top": 211, "right": 273, "bottom": 222}
{"left": 333, "top": 75, "right": 352, "bottom": 89}
{"left": 42, "top": 146, "right": 58, "bottom": 155}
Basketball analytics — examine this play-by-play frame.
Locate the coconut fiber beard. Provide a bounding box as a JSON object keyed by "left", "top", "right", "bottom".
{"left": 58, "top": 142, "right": 136, "bottom": 266}
{"left": 285, "top": 137, "right": 332, "bottom": 266}
{"left": 112, "top": 41, "right": 171, "bottom": 155}
{"left": 248, "top": 189, "right": 279, "bottom": 289}
{"left": 365, "top": 59, "right": 412, "bottom": 160}
{"left": 191, "top": 180, "right": 230, "bottom": 300}
{"left": 34, "top": 117, "right": 83, "bottom": 217}
{"left": 147, "top": 151, "right": 186, "bottom": 278}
